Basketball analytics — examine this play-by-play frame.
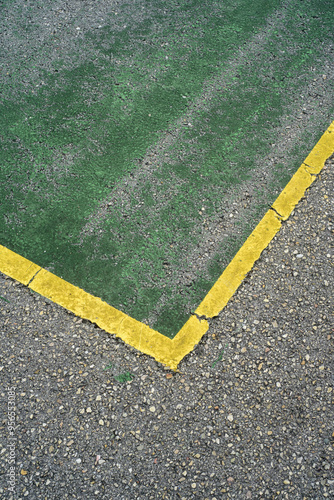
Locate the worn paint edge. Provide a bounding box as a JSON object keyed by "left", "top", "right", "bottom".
{"left": 194, "top": 120, "right": 333, "bottom": 321}
{"left": 0, "top": 121, "right": 333, "bottom": 369}
{"left": 0, "top": 248, "right": 175, "bottom": 367}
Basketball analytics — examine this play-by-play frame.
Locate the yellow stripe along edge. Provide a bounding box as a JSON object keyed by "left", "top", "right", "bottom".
{"left": 1, "top": 121, "right": 333, "bottom": 370}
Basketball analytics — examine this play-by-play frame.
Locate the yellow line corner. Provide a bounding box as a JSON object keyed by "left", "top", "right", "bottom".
{"left": 0, "top": 121, "right": 333, "bottom": 369}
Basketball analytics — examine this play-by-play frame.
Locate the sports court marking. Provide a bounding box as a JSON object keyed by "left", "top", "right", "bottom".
{"left": 1, "top": 122, "right": 333, "bottom": 369}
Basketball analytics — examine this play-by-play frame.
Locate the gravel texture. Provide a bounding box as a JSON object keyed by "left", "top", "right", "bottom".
{"left": 1, "top": 0, "right": 334, "bottom": 336}
{"left": 1, "top": 158, "right": 333, "bottom": 499}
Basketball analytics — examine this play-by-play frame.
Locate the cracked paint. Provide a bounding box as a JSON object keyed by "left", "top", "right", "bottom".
{"left": 0, "top": 121, "right": 333, "bottom": 369}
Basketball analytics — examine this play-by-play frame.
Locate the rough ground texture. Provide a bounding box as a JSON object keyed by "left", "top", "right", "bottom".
{"left": 1, "top": 0, "right": 333, "bottom": 335}
{"left": 1, "top": 158, "right": 333, "bottom": 498}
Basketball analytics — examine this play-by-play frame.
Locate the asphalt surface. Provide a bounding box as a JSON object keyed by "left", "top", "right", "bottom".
{"left": 1, "top": 157, "right": 333, "bottom": 499}
{"left": 1, "top": 0, "right": 334, "bottom": 335}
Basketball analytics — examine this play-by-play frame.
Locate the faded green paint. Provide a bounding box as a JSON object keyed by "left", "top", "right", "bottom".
{"left": 1, "top": 0, "right": 333, "bottom": 336}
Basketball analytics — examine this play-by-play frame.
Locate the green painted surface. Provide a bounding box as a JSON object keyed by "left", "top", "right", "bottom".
{"left": 1, "top": 0, "right": 333, "bottom": 336}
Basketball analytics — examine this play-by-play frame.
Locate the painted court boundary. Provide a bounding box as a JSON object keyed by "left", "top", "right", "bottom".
{"left": 1, "top": 122, "right": 333, "bottom": 369}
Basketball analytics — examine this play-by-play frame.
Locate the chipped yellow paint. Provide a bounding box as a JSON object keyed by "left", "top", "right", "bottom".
{"left": 169, "top": 315, "right": 209, "bottom": 370}
{"left": 28, "top": 268, "right": 175, "bottom": 367}
{"left": 272, "top": 165, "right": 314, "bottom": 221}
{"left": 195, "top": 210, "right": 282, "bottom": 318}
{"left": 27, "top": 268, "right": 209, "bottom": 370}
{"left": 273, "top": 123, "right": 334, "bottom": 220}
{"left": 0, "top": 121, "right": 333, "bottom": 369}
{"left": 303, "top": 121, "right": 334, "bottom": 174}
{"left": 0, "top": 245, "right": 41, "bottom": 285}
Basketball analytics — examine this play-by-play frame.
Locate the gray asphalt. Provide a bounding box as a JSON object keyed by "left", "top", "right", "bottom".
{"left": 1, "top": 0, "right": 334, "bottom": 337}
{"left": 1, "top": 156, "right": 333, "bottom": 499}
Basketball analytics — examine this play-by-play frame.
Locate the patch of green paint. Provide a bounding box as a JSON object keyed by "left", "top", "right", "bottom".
{"left": 103, "top": 363, "right": 113, "bottom": 371}
{"left": 1, "top": 0, "right": 333, "bottom": 337}
{"left": 212, "top": 343, "right": 229, "bottom": 369}
{"left": 102, "top": 362, "right": 135, "bottom": 382}
{"left": 114, "top": 372, "right": 135, "bottom": 383}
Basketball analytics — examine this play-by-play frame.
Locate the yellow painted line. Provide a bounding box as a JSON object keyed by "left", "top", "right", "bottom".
{"left": 195, "top": 209, "right": 282, "bottom": 318}
{"left": 28, "top": 268, "right": 176, "bottom": 366}
{"left": 272, "top": 122, "right": 334, "bottom": 220}
{"left": 0, "top": 121, "right": 333, "bottom": 370}
{"left": 0, "top": 246, "right": 41, "bottom": 285}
